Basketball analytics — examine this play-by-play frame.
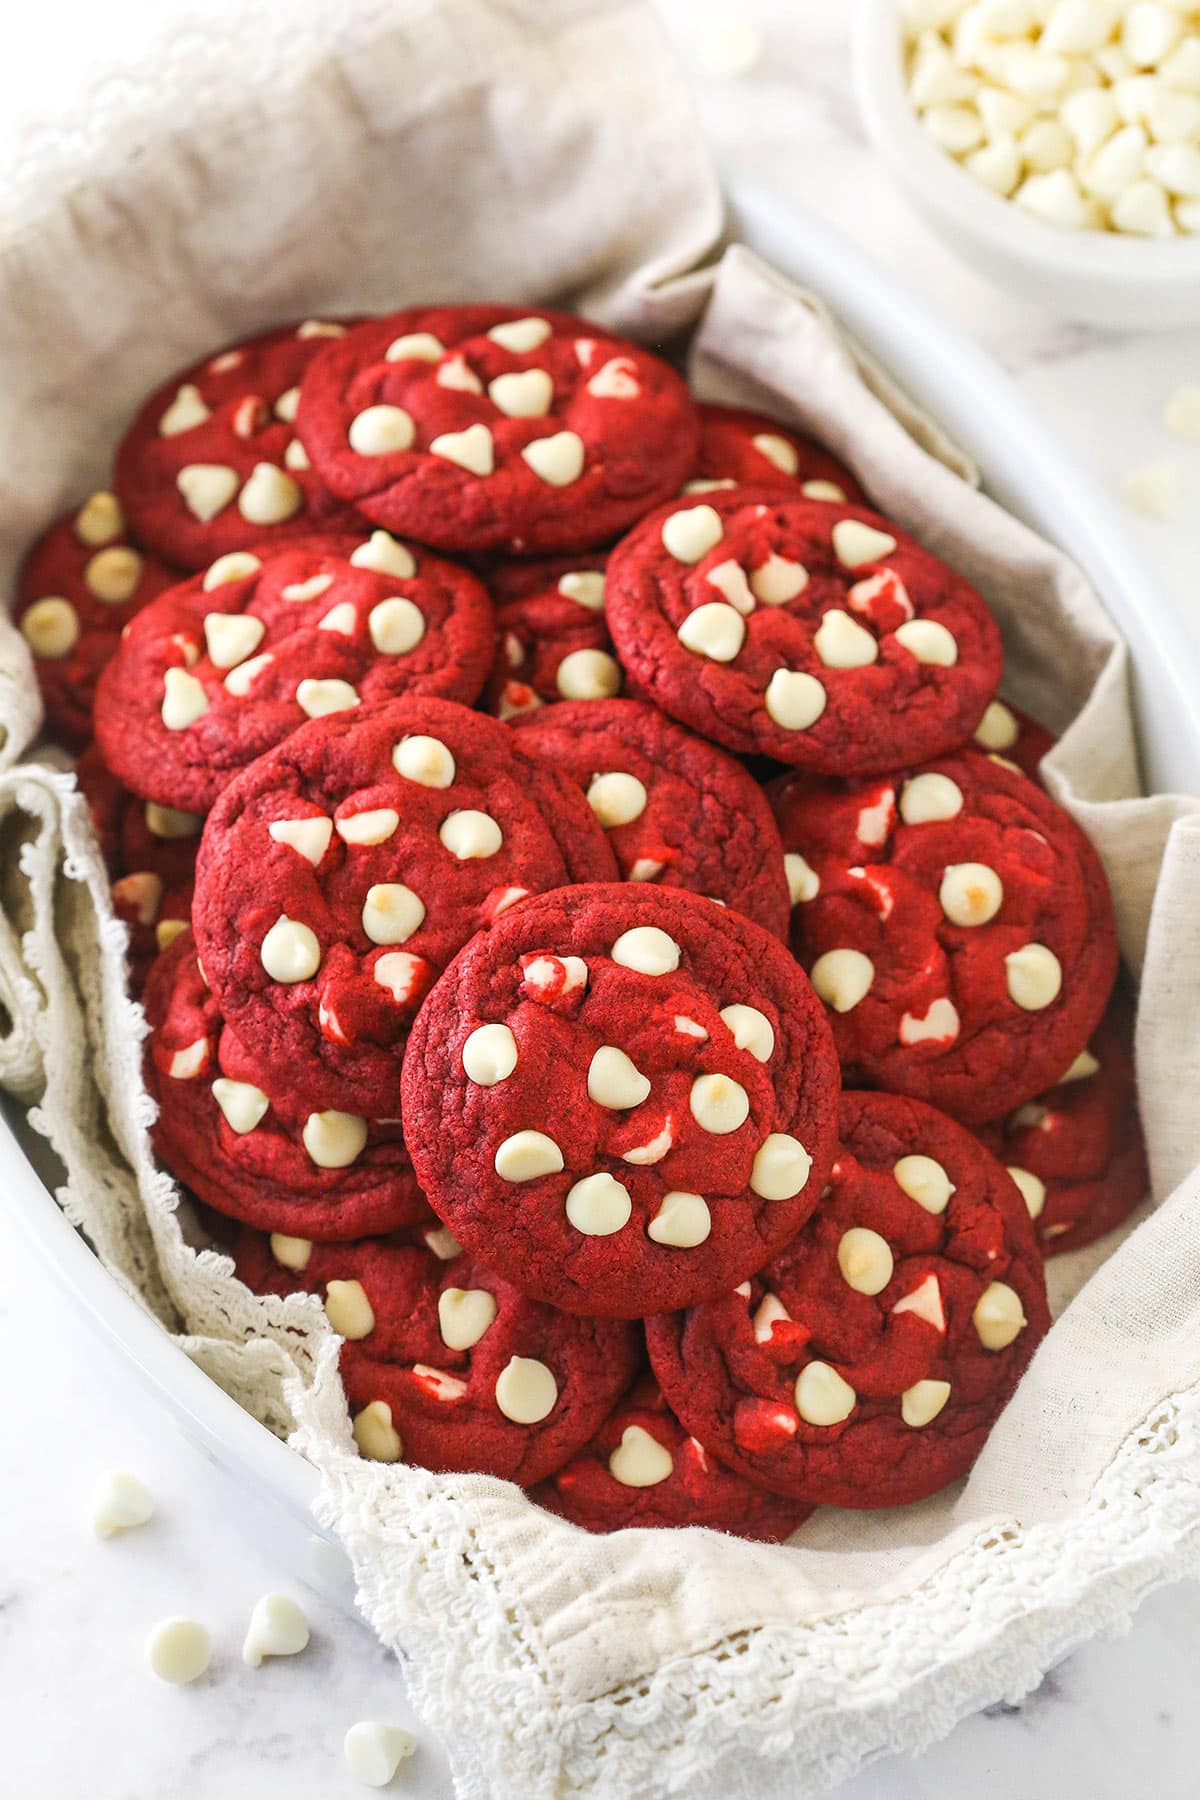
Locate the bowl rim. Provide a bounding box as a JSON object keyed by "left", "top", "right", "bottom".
{"left": 852, "top": 0, "right": 1200, "bottom": 286}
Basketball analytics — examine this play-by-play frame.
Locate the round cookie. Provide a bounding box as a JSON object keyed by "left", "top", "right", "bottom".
{"left": 646, "top": 1089, "right": 1050, "bottom": 1510}
{"left": 605, "top": 488, "right": 1003, "bottom": 773}
{"left": 401, "top": 883, "right": 840, "bottom": 1318}
{"left": 94, "top": 532, "right": 494, "bottom": 811}
{"left": 533, "top": 1377, "right": 813, "bottom": 1539}
{"left": 513, "top": 699, "right": 791, "bottom": 938}
{"left": 230, "top": 1227, "right": 641, "bottom": 1484}
{"left": 294, "top": 304, "right": 699, "bottom": 554}
{"left": 687, "top": 404, "right": 866, "bottom": 505}
{"left": 145, "top": 929, "right": 429, "bottom": 1239}
{"left": 114, "top": 319, "right": 363, "bottom": 569}
{"left": 971, "top": 697, "right": 1056, "bottom": 781}
{"left": 769, "top": 748, "right": 1118, "bottom": 1124}
{"left": 480, "top": 555, "right": 620, "bottom": 719}
{"left": 14, "top": 492, "right": 178, "bottom": 742}
{"left": 979, "top": 991, "right": 1147, "bottom": 1256}
{"left": 76, "top": 745, "right": 199, "bottom": 976}
{"left": 192, "top": 696, "right": 618, "bottom": 1118}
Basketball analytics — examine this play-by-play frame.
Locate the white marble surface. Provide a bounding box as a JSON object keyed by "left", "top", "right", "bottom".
{"left": 5, "top": 3, "right": 1200, "bottom": 1797}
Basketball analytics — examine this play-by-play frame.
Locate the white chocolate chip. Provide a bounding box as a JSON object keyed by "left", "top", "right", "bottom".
{"left": 750, "top": 1133, "right": 812, "bottom": 1201}
{"left": 555, "top": 648, "right": 622, "bottom": 699}
{"left": 1120, "top": 460, "right": 1180, "bottom": 520}
{"left": 894, "top": 619, "right": 958, "bottom": 666}
{"left": 362, "top": 883, "right": 425, "bottom": 946}
{"left": 303, "top": 1110, "right": 368, "bottom": 1169}
{"left": 352, "top": 1401, "right": 403, "bottom": 1462}
{"left": 161, "top": 667, "right": 210, "bottom": 730}
{"left": 892, "top": 1273, "right": 946, "bottom": 1332}
{"left": 814, "top": 608, "right": 878, "bottom": 669}
{"left": 706, "top": 559, "right": 757, "bottom": 614}
{"left": 785, "top": 852, "right": 820, "bottom": 904}
{"left": 837, "top": 1226, "right": 895, "bottom": 1296}
{"left": 177, "top": 463, "right": 239, "bottom": 521}
{"left": 1061, "top": 1046, "right": 1101, "bottom": 1084}
{"left": 348, "top": 406, "right": 415, "bottom": 455}
{"left": 282, "top": 572, "right": 334, "bottom": 603}
{"left": 661, "top": 504, "right": 724, "bottom": 563}
{"left": 940, "top": 861, "right": 1003, "bottom": 926}
{"left": 893, "top": 1154, "right": 955, "bottom": 1214}
{"left": 20, "top": 597, "right": 78, "bottom": 659}
{"left": 690, "top": 1072, "right": 750, "bottom": 1134}
{"left": 764, "top": 668, "right": 827, "bottom": 731}
{"left": 372, "top": 951, "right": 428, "bottom": 1003}
{"left": 92, "top": 1470, "right": 155, "bottom": 1538}
{"left": 1164, "top": 385, "right": 1200, "bottom": 442}
{"left": 810, "top": 948, "right": 874, "bottom": 1012}
{"left": 203, "top": 551, "right": 262, "bottom": 591}
{"left": 167, "top": 1037, "right": 208, "bottom": 1079}
{"left": 343, "top": 1722, "right": 415, "bottom": 1789}
{"left": 318, "top": 602, "right": 357, "bottom": 635}
{"left": 211, "top": 1077, "right": 269, "bottom": 1134}
{"left": 609, "top": 1424, "right": 673, "bottom": 1487}
{"left": 439, "top": 809, "right": 503, "bottom": 859}
{"left": 646, "top": 1190, "right": 711, "bottom": 1247}
{"left": 674, "top": 1015, "right": 708, "bottom": 1040}
{"left": 113, "top": 870, "right": 163, "bottom": 926}
{"left": 802, "top": 479, "right": 846, "bottom": 501}
{"left": 486, "top": 368, "right": 555, "bottom": 420}
{"left": 274, "top": 386, "right": 301, "bottom": 424}
{"left": 565, "top": 1172, "right": 632, "bottom": 1235}
{"left": 85, "top": 546, "right": 142, "bottom": 603}
{"left": 973, "top": 1280, "right": 1027, "bottom": 1349}
{"left": 242, "top": 1594, "right": 309, "bottom": 1668}
{"left": 430, "top": 423, "right": 494, "bottom": 476}
{"left": 522, "top": 431, "right": 585, "bottom": 486}
{"left": 462, "top": 1023, "right": 518, "bottom": 1085}
{"left": 558, "top": 570, "right": 606, "bottom": 610}
{"left": 974, "top": 700, "right": 1019, "bottom": 751}
{"left": 488, "top": 316, "right": 552, "bottom": 352}
{"left": 1005, "top": 942, "right": 1063, "bottom": 1009}
{"left": 297, "top": 320, "right": 345, "bottom": 339}
{"left": 336, "top": 808, "right": 399, "bottom": 846}
{"left": 425, "top": 1227, "right": 462, "bottom": 1263}
{"left": 965, "top": 135, "right": 1022, "bottom": 195}
{"left": 297, "top": 677, "right": 359, "bottom": 718}
{"left": 436, "top": 354, "right": 483, "bottom": 394}
{"left": 588, "top": 1044, "right": 652, "bottom": 1109}
{"left": 748, "top": 554, "right": 809, "bottom": 606}
{"left": 677, "top": 601, "right": 745, "bottom": 662}
{"left": 494, "top": 1355, "right": 557, "bottom": 1423}
{"left": 386, "top": 331, "right": 445, "bottom": 362}
{"left": 147, "top": 1619, "right": 211, "bottom": 1685}
{"left": 494, "top": 1130, "right": 564, "bottom": 1182}
{"left": 899, "top": 772, "right": 964, "bottom": 824}
{"left": 260, "top": 914, "right": 321, "bottom": 982}
{"left": 239, "top": 462, "right": 303, "bottom": 525}
{"left": 223, "top": 651, "right": 274, "bottom": 696}
{"left": 832, "top": 519, "right": 897, "bottom": 567}
{"left": 155, "top": 919, "right": 188, "bottom": 952}
{"left": 587, "top": 771, "right": 647, "bottom": 828}
{"left": 159, "top": 384, "right": 210, "bottom": 436}
{"left": 393, "top": 733, "right": 455, "bottom": 787}
{"left": 719, "top": 1003, "right": 775, "bottom": 1063}
{"left": 628, "top": 857, "right": 665, "bottom": 882}
{"left": 752, "top": 1292, "right": 792, "bottom": 1344}
{"left": 74, "top": 490, "right": 125, "bottom": 545}
{"left": 1112, "top": 175, "right": 1174, "bottom": 235}
{"left": 351, "top": 532, "right": 417, "bottom": 579}
{"left": 621, "top": 1119, "right": 676, "bottom": 1164}
{"left": 901, "top": 1378, "right": 952, "bottom": 1428}
{"left": 1008, "top": 1165, "right": 1048, "bottom": 1219}
{"left": 611, "top": 925, "right": 680, "bottom": 975}
{"left": 795, "top": 1361, "right": 856, "bottom": 1426}
{"left": 324, "top": 1278, "right": 375, "bottom": 1340}
{"left": 750, "top": 431, "right": 800, "bottom": 475}
{"left": 587, "top": 356, "right": 641, "bottom": 398}
{"left": 438, "top": 1286, "right": 497, "bottom": 1351}
{"left": 899, "top": 997, "right": 961, "bottom": 1046}
{"left": 368, "top": 597, "right": 425, "bottom": 655}
{"left": 203, "top": 611, "right": 265, "bottom": 669}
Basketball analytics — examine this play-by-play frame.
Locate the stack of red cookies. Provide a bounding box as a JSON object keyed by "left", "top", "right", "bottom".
{"left": 15, "top": 304, "right": 1147, "bottom": 1539}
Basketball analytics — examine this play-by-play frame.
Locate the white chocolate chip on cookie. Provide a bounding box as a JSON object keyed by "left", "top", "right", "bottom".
{"left": 494, "top": 1355, "right": 557, "bottom": 1422}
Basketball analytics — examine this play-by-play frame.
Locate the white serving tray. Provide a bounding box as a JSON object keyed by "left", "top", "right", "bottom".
{"left": 6, "top": 189, "right": 1200, "bottom": 1613}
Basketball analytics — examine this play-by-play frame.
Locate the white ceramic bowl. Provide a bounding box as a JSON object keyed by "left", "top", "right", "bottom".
{"left": 851, "top": 0, "right": 1200, "bottom": 330}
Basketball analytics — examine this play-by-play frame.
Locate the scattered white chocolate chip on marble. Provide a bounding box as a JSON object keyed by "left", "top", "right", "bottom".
{"left": 147, "top": 1618, "right": 212, "bottom": 1685}
{"left": 92, "top": 1470, "right": 155, "bottom": 1538}
{"left": 495, "top": 1355, "right": 557, "bottom": 1423}
{"left": 344, "top": 1722, "right": 416, "bottom": 1789}
{"left": 242, "top": 1594, "right": 310, "bottom": 1667}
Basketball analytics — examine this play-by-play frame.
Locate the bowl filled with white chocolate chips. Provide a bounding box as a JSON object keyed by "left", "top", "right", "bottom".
{"left": 852, "top": 0, "right": 1200, "bottom": 326}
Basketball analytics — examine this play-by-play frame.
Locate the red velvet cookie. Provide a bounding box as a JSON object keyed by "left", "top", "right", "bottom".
{"left": 193, "top": 697, "right": 617, "bottom": 1118}
{"left": 513, "top": 699, "right": 791, "bottom": 938}
{"left": 93, "top": 533, "right": 494, "bottom": 812}
{"left": 646, "top": 1089, "right": 1050, "bottom": 1509}
{"left": 688, "top": 404, "right": 866, "bottom": 505}
{"left": 533, "top": 1376, "right": 813, "bottom": 1539}
{"left": 971, "top": 698, "right": 1056, "bottom": 781}
{"left": 76, "top": 745, "right": 198, "bottom": 976}
{"left": 294, "top": 305, "right": 699, "bottom": 554}
{"left": 401, "top": 883, "right": 840, "bottom": 1318}
{"left": 114, "top": 320, "right": 363, "bottom": 570}
{"left": 230, "top": 1227, "right": 640, "bottom": 1483}
{"left": 605, "top": 489, "right": 1003, "bottom": 773}
{"left": 145, "top": 929, "right": 429, "bottom": 1239}
{"left": 769, "top": 749, "right": 1118, "bottom": 1124}
{"left": 979, "top": 991, "right": 1147, "bottom": 1256}
{"left": 14, "top": 491, "right": 178, "bottom": 742}
{"left": 480, "top": 554, "right": 620, "bottom": 719}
